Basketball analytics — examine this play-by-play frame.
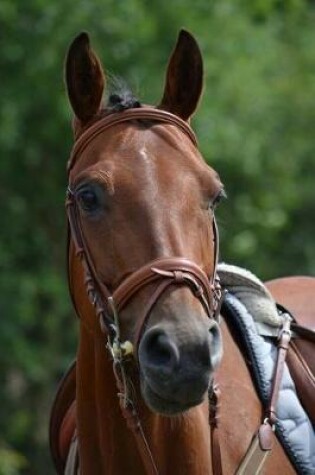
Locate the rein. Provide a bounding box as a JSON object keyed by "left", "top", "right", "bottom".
{"left": 66, "top": 107, "right": 224, "bottom": 475}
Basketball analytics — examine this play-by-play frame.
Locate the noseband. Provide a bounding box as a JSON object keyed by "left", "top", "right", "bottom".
{"left": 66, "top": 107, "right": 223, "bottom": 475}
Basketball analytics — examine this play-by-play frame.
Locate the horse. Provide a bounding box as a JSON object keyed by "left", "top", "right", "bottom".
{"left": 50, "top": 30, "right": 315, "bottom": 474}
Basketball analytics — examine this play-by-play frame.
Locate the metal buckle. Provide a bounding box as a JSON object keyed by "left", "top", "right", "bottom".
{"left": 106, "top": 297, "right": 134, "bottom": 363}
{"left": 277, "top": 314, "right": 292, "bottom": 341}
{"left": 263, "top": 417, "right": 276, "bottom": 432}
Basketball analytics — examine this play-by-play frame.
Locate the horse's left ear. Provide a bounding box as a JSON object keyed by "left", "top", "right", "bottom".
{"left": 158, "top": 30, "right": 203, "bottom": 121}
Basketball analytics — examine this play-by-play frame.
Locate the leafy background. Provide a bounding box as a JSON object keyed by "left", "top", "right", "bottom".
{"left": 1, "top": 0, "right": 314, "bottom": 473}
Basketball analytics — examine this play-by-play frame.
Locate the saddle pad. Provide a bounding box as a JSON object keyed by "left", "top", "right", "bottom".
{"left": 222, "top": 292, "right": 315, "bottom": 475}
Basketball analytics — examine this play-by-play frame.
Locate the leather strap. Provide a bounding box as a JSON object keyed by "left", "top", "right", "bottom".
{"left": 133, "top": 279, "right": 175, "bottom": 354}
{"left": 235, "top": 429, "right": 271, "bottom": 475}
{"left": 113, "top": 258, "right": 215, "bottom": 314}
{"left": 209, "top": 384, "right": 223, "bottom": 475}
{"left": 291, "top": 323, "right": 315, "bottom": 343}
{"left": 68, "top": 107, "right": 198, "bottom": 173}
{"left": 113, "top": 363, "right": 159, "bottom": 475}
{"left": 267, "top": 316, "right": 292, "bottom": 425}
{"left": 236, "top": 315, "right": 292, "bottom": 475}
{"left": 277, "top": 303, "right": 315, "bottom": 343}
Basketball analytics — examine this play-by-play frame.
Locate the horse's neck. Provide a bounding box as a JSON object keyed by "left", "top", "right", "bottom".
{"left": 76, "top": 322, "right": 143, "bottom": 474}
{"left": 76, "top": 322, "right": 212, "bottom": 475}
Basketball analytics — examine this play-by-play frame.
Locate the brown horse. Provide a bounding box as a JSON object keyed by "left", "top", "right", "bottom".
{"left": 51, "top": 30, "right": 315, "bottom": 474}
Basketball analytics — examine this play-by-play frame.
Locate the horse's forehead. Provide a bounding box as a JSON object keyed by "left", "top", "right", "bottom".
{"left": 71, "top": 123, "right": 201, "bottom": 179}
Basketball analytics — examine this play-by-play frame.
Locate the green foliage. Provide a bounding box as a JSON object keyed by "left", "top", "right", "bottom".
{"left": 0, "top": 445, "right": 27, "bottom": 475}
{"left": 1, "top": 1, "right": 314, "bottom": 473}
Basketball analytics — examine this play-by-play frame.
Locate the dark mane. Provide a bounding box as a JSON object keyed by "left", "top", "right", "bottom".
{"left": 106, "top": 77, "right": 141, "bottom": 112}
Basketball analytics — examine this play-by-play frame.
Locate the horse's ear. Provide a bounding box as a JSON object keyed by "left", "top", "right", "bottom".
{"left": 158, "top": 30, "right": 203, "bottom": 121}
{"left": 65, "top": 32, "right": 105, "bottom": 124}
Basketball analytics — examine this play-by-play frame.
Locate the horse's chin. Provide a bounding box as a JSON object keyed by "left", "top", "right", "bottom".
{"left": 140, "top": 377, "right": 207, "bottom": 416}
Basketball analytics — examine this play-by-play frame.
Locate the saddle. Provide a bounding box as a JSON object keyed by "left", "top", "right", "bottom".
{"left": 49, "top": 276, "right": 315, "bottom": 473}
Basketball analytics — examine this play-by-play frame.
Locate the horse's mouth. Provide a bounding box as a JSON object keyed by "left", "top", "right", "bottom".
{"left": 140, "top": 376, "right": 206, "bottom": 415}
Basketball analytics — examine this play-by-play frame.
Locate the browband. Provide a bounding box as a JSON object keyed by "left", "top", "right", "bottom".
{"left": 67, "top": 107, "right": 198, "bottom": 173}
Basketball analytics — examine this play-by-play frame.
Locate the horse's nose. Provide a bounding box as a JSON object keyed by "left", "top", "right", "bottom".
{"left": 139, "top": 322, "right": 222, "bottom": 377}
{"left": 139, "top": 327, "right": 180, "bottom": 374}
{"left": 139, "top": 321, "right": 222, "bottom": 413}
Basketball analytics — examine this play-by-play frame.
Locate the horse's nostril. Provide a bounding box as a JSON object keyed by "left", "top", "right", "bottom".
{"left": 140, "top": 328, "right": 180, "bottom": 370}
{"left": 148, "top": 334, "right": 172, "bottom": 365}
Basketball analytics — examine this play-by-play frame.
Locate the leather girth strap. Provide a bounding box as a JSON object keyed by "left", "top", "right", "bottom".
{"left": 235, "top": 315, "right": 292, "bottom": 475}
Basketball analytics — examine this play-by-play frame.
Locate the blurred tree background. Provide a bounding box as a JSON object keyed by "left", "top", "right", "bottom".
{"left": 1, "top": 0, "right": 315, "bottom": 473}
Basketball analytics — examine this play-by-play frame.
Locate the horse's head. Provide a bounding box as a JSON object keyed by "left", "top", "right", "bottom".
{"left": 65, "top": 31, "right": 225, "bottom": 415}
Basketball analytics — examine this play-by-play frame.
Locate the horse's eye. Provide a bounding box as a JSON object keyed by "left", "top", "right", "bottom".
{"left": 209, "top": 188, "right": 227, "bottom": 211}
{"left": 77, "top": 188, "right": 100, "bottom": 213}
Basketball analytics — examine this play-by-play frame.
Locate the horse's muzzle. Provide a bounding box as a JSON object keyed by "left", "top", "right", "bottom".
{"left": 138, "top": 319, "right": 222, "bottom": 415}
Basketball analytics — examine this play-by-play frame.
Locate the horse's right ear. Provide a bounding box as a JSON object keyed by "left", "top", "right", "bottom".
{"left": 65, "top": 32, "right": 105, "bottom": 124}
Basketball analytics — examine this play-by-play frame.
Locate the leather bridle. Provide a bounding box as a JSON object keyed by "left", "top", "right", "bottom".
{"left": 66, "top": 107, "right": 223, "bottom": 475}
